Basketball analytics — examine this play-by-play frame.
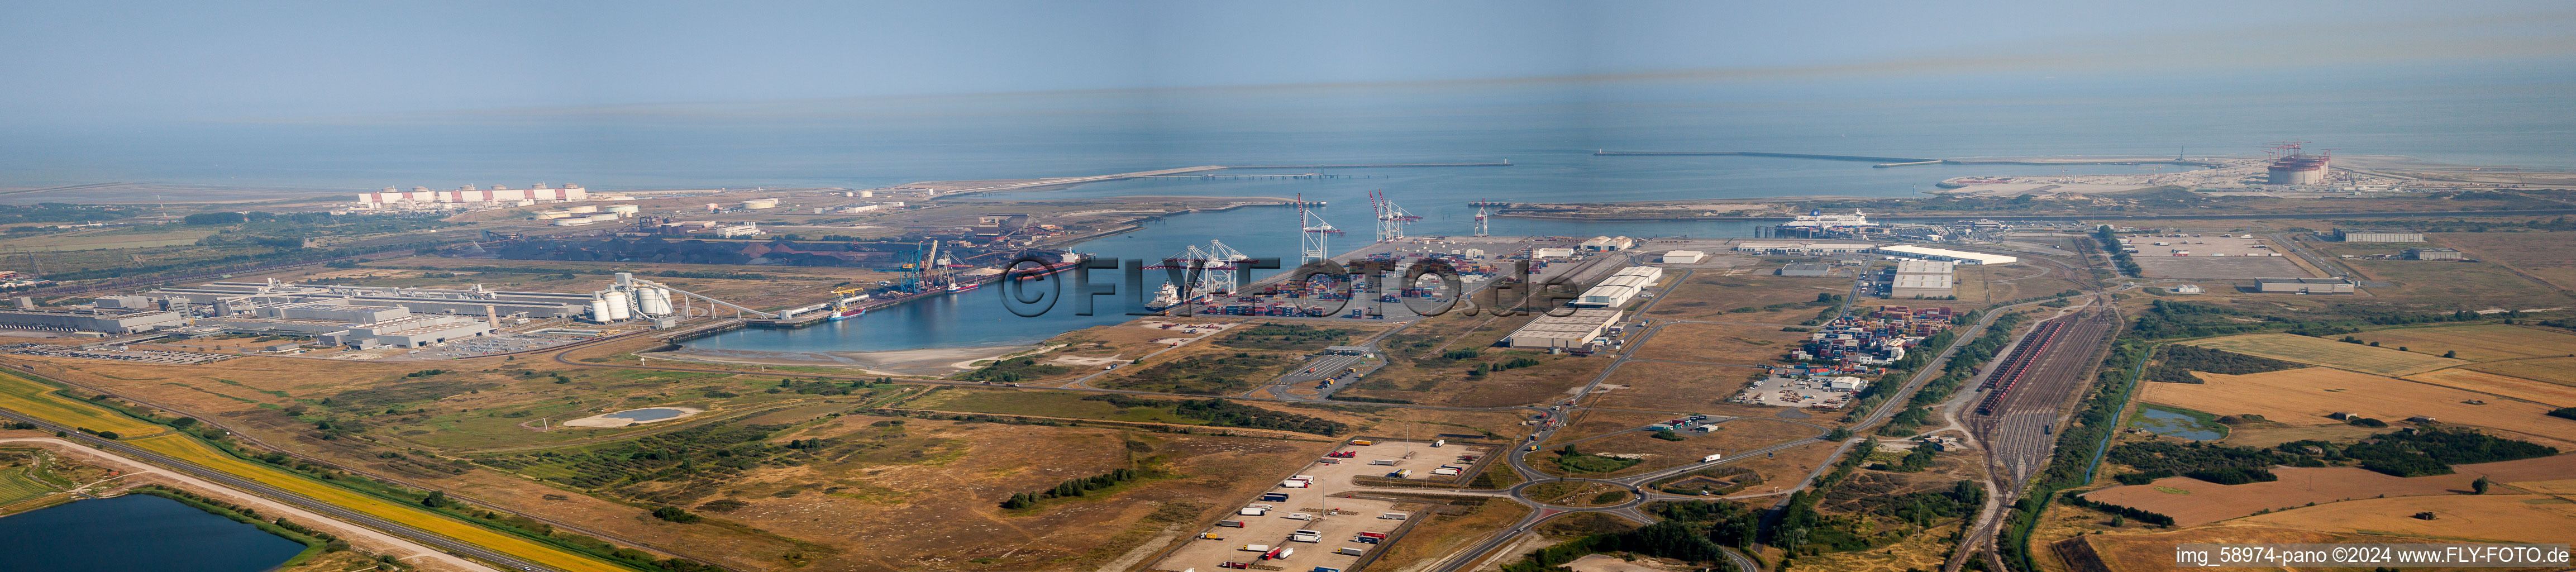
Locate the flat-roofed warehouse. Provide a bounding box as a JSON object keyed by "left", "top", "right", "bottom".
{"left": 2257, "top": 277, "right": 2356, "bottom": 294}
{"left": 2405, "top": 247, "right": 2463, "bottom": 260}
{"left": 0, "top": 307, "right": 189, "bottom": 334}
{"left": 1734, "top": 242, "right": 1879, "bottom": 255}
{"left": 1659, "top": 250, "right": 1705, "bottom": 264}
{"left": 2335, "top": 228, "right": 2424, "bottom": 242}
{"left": 1888, "top": 260, "right": 1957, "bottom": 298}
{"left": 1505, "top": 308, "right": 1626, "bottom": 349}
{"left": 1573, "top": 266, "right": 1663, "bottom": 308}
{"left": 1873, "top": 245, "right": 2017, "bottom": 265}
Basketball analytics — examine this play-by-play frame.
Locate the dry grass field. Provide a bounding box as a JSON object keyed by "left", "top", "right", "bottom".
{"left": 1629, "top": 322, "right": 1805, "bottom": 365}
{"left": 1359, "top": 499, "right": 1531, "bottom": 571}
{"left": 2339, "top": 258, "right": 2567, "bottom": 302}
{"left": 2403, "top": 368, "right": 2576, "bottom": 408}
{"left": 2350, "top": 324, "right": 2576, "bottom": 362}
{"left": 1642, "top": 274, "right": 1852, "bottom": 323}
{"left": 2431, "top": 230, "right": 2576, "bottom": 290}
{"left": 2139, "top": 368, "right": 2576, "bottom": 446}
{"left": 1532, "top": 419, "right": 1820, "bottom": 479}
{"left": 647, "top": 414, "right": 1327, "bottom": 571}
{"left": 2466, "top": 356, "right": 2576, "bottom": 387}
{"left": 1585, "top": 360, "right": 1773, "bottom": 416}
{"left": 2185, "top": 333, "right": 2472, "bottom": 376}
{"left": 1348, "top": 350, "right": 1610, "bottom": 408}
{"left": 2230, "top": 494, "right": 2576, "bottom": 544}
{"left": 2080, "top": 454, "right": 2576, "bottom": 526}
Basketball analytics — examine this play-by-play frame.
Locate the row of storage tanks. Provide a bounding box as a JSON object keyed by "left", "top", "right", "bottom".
{"left": 586, "top": 287, "right": 676, "bottom": 322}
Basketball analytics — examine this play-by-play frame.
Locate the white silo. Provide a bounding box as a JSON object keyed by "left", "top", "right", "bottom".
{"left": 586, "top": 298, "right": 612, "bottom": 322}
{"left": 602, "top": 293, "right": 632, "bottom": 321}
{"left": 638, "top": 288, "right": 675, "bottom": 316}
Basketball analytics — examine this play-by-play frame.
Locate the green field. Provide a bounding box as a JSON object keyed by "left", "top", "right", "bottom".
{"left": 0, "top": 466, "right": 56, "bottom": 507}
{"left": 2186, "top": 334, "right": 2471, "bottom": 376}
{"left": 901, "top": 388, "right": 1213, "bottom": 426}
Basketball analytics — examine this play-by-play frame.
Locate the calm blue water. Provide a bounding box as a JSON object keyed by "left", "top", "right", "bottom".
{"left": 606, "top": 408, "right": 687, "bottom": 421}
{"left": 9, "top": 72, "right": 2570, "bottom": 352}
{"left": 0, "top": 494, "right": 306, "bottom": 572}
{"left": 2132, "top": 407, "right": 2224, "bottom": 441}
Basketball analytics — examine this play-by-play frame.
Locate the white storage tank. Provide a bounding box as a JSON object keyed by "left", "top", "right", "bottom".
{"left": 638, "top": 288, "right": 675, "bottom": 316}
{"left": 605, "top": 204, "right": 640, "bottom": 214}
{"left": 584, "top": 213, "right": 621, "bottom": 222}
{"left": 565, "top": 204, "right": 599, "bottom": 214}
{"left": 586, "top": 299, "right": 612, "bottom": 322}
{"left": 741, "top": 198, "right": 779, "bottom": 209}
{"left": 603, "top": 293, "right": 632, "bottom": 321}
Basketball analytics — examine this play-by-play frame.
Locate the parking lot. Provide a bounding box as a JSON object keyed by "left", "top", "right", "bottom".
{"left": 1281, "top": 354, "right": 1365, "bottom": 385}
{"left": 3, "top": 344, "right": 236, "bottom": 365}
{"left": 1152, "top": 440, "right": 1486, "bottom": 572}
{"left": 2126, "top": 235, "right": 2308, "bottom": 279}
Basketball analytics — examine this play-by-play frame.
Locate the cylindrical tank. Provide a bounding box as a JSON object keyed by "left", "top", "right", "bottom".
{"left": 605, "top": 204, "right": 640, "bottom": 214}
{"left": 604, "top": 293, "right": 632, "bottom": 321}
{"left": 586, "top": 299, "right": 612, "bottom": 322}
{"left": 585, "top": 213, "right": 621, "bottom": 222}
{"left": 639, "top": 288, "right": 675, "bottom": 315}
{"left": 565, "top": 205, "right": 599, "bottom": 213}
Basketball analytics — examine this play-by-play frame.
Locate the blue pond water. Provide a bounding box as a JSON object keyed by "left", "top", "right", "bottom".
{"left": 0, "top": 494, "right": 306, "bottom": 572}
{"left": 605, "top": 408, "right": 688, "bottom": 421}
{"left": 2132, "top": 407, "right": 2224, "bottom": 441}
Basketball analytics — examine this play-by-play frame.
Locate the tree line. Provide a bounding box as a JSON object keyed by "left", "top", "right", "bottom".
{"left": 999, "top": 468, "right": 1147, "bottom": 509}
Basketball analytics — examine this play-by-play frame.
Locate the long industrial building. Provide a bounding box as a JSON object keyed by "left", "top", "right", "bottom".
{"left": 1874, "top": 245, "right": 2017, "bottom": 265}
{"left": 0, "top": 306, "right": 189, "bottom": 335}
{"left": 1888, "top": 260, "right": 1957, "bottom": 298}
{"left": 147, "top": 282, "right": 596, "bottom": 320}
{"left": 1735, "top": 242, "right": 1879, "bottom": 255}
{"left": 1505, "top": 308, "right": 1627, "bottom": 350}
{"left": 1572, "top": 266, "right": 1664, "bottom": 308}
{"left": 2334, "top": 227, "right": 2424, "bottom": 242}
{"left": 2257, "top": 277, "right": 2356, "bottom": 294}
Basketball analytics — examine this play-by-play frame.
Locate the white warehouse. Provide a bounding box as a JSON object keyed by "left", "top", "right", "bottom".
{"left": 1573, "top": 266, "right": 1664, "bottom": 308}
{"left": 1874, "top": 245, "right": 2017, "bottom": 265}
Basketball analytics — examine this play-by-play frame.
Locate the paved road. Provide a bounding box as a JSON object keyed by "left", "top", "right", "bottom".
{"left": 5, "top": 361, "right": 718, "bottom": 568}
{"left": 0, "top": 407, "right": 552, "bottom": 572}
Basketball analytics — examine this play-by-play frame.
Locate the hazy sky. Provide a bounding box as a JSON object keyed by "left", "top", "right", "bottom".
{"left": 3, "top": 1, "right": 2572, "bottom": 122}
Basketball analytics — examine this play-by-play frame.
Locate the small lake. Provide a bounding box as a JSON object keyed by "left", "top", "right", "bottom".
{"left": 0, "top": 494, "right": 306, "bottom": 572}
{"left": 2132, "top": 407, "right": 2224, "bottom": 441}
{"left": 606, "top": 408, "right": 688, "bottom": 421}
